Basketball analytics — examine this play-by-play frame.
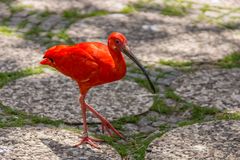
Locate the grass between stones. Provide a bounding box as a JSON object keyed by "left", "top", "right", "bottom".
{"left": 0, "top": 26, "right": 15, "bottom": 36}
{"left": 0, "top": 1, "right": 239, "bottom": 159}
{"left": 0, "top": 103, "right": 63, "bottom": 128}
{"left": 98, "top": 130, "right": 165, "bottom": 159}
{"left": 121, "top": 5, "right": 137, "bottom": 14}
{"left": 216, "top": 112, "right": 240, "bottom": 120}
{"left": 217, "top": 52, "right": 240, "bottom": 68}
{"left": 164, "top": 87, "right": 182, "bottom": 102}
{"left": 0, "top": 64, "right": 239, "bottom": 159}
{"left": 151, "top": 97, "right": 174, "bottom": 114}
{"left": 17, "top": 19, "right": 28, "bottom": 29}
{"left": 0, "top": 67, "right": 43, "bottom": 88}
{"left": 9, "top": 4, "right": 32, "bottom": 14}
{"left": 161, "top": 0, "right": 192, "bottom": 16}
{"left": 220, "top": 21, "right": 239, "bottom": 30}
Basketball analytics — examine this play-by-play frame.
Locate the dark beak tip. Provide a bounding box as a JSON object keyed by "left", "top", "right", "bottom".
{"left": 122, "top": 46, "right": 156, "bottom": 94}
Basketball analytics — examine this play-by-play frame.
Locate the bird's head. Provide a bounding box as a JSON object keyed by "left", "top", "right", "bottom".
{"left": 108, "top": 32, "right": 156, "bottom": 93}
{"left": 40, "top": 45, "right": 68, "bottom": 68}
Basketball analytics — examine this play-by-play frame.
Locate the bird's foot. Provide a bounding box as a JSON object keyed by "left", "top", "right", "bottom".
{"left": 101, "top": 119, "right": 125, "bottom": 140}
{"left": 73, "top": 136, "right": 103, "bottom": 149}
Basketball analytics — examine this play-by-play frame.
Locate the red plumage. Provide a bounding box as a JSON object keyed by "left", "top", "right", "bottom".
{"left": 40, "top": 32, "right": 155, "bottom": 148}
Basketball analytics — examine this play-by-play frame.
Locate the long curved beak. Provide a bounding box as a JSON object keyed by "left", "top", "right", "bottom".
{"left": 122, "top": 45, "right": 156, "bottom": 93}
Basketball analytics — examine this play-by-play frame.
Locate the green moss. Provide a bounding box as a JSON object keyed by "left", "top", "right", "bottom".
{"left": 200, "top": 4, "right": 210, "bottom": 13}
{"left": 98, "top": 135, "right": 128, "bottom": 157}
{"left": 191, "top": 106, "right": 220, "bottom": 121}
{"left": 133, "top": 78, "right": 153, "bottom": 92}
{"left": 62, "top": 9, "right": 80, "bottom": 19}
{"left": 0, "top": 67, "right": 43, "bottom": 88}
{"left": 165, "top": 88, "right": 182, "bottom": 102}
{"left": 87, "top": 10, "right": 110, "bottom": 17}
{"left": 161, "top": 3, "right": 189, "bottom": 16}
{"left": 17, "top": 20, "right": 28, "bottom": 29}
{"left": 220, "top": 22, "right": 239, "bottom": 30}
{"left": 0, "top": 104, "right": 63, "bottom": 128}
{"left": 120, "top": 5, "right": 136, "bottom": 14}
{"left": 133, "top": 0, "right": 153, "bottom": 9}
{"left": 216, "top": 112, "right": 240, "bottom": 120}
{"left": 99, "top": 131, "right": 164, "bottom": 159}
{"left": 129, "top": 67, "right": 143, "bottom": 74}
{"left": 159, "top": 60, "right": 193, "bottom": 68}
{"left": 178, "top": 102, "right": 192, "bottom": 112}
{"left": 177, "top": 104, "right": 220, "bottom": 126}
{"left": 10, "top": 5, "right": 25, "bottom": 13}
{"left": 0, "top": 26, "right": 14, "bottom": 36}
{"left": 39, "top": 10, "right": 53, "bottom": 18}
{"left": 159, "top": 124, "right": 170, "bottom": 131}
{"left": 150, "top": 97, "right": 174, "bottom": 114}
{"left": 217, "top": 52, "right": 240, "bottom": 68}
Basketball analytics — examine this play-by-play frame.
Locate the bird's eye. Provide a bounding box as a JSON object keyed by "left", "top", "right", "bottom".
{"left": 49, "top": 58, "right": 54, "bottom": 63}
{"left": 115, "top": 39, "right": 120, "bottom": 45}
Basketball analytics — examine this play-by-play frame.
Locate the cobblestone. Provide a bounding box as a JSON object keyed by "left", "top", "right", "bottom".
{"left": 0, "top": 126, "right": 121, "bottom": 159}
{"left": 68, "top": 12, "right": 240, "bottom": 64}
{"left": 15, "top": 0, "right": 138, "bottom": 13}
{"left": 146, "top": 120, "right": 240, "bottom": 159}
{"left": 0, "top": 72, "right": 153, "bottom": 124}
{"left": 172, "top": 68, "right": 240, "bottom": 112}
{"left": 0, "top": 35, "right": 41, "bottom": 72}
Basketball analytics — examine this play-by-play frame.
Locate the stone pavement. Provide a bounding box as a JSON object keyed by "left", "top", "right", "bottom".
{"left": 0, "top": 126, "right": 121, "bottom": 160}
{"left": 0, "top": 34, "right": 41, "bottom": 72}
{"left": 172, "top": 68, "right": 240, "bottom": 112}
{"left": 146, "top": 120, "right": 240, "bottom": 159}
{"left": 0, "top": 72, "right": 153, "bottom": 124}
{"left": 14, "top": 0, "right": 138, "bottom": 13}
{"left": 67, "top": 12, "right": 240, "bottom": 63}
{"left": 0, "top": 0, "right": 239, "bottom": 159}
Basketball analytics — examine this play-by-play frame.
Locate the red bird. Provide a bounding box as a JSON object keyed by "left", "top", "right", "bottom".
{"left": 40, "top": 32, "right": 155, "bottom": 148}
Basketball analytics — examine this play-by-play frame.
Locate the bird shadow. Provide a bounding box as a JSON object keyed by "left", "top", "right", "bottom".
{"left": 40, "top": 138, "right": 106, "bottom": 160}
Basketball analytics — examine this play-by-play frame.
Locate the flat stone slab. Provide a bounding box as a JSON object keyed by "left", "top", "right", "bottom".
{"left": 15, "top": 0, "right": 137, "bottom": 13}
{"left": 0, "top": 126, "right": 121, "bottom": 159}
{"left": 67, "top": 12, "right": 240, "bottom": 63}
{"left": 171, "top": 68, "right": 240, "bottom": 112}
{"left": 0, "top": 72, "right": 153, "bottom": 124}
{"left": 0, "top": 35, "right": 41, "bottom": 72}
{"left": 146, "top": 120, "right": 240, "bottom": 159}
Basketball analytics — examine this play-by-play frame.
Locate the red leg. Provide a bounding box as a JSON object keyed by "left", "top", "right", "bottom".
{"left": 85, "top": 103, "right": 125, "bottom": 140}
{"left": 74, "top": 95, "right": 103, "bottom": 148}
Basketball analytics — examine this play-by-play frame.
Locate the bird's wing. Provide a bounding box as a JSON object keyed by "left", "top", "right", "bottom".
{"left": 60, "top": 46, "right": 100, "bottom": 82}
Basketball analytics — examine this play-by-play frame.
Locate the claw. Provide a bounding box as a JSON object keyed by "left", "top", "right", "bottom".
{"left": 74, "top": 136, "right": 103, "bottom": 149}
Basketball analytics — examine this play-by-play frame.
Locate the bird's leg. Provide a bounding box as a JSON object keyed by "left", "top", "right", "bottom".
{"left": 85, "top": 103, "right": 125, "bottom": 140}
{"left": 74, "top": 95, "right": 102, "bottom": 149}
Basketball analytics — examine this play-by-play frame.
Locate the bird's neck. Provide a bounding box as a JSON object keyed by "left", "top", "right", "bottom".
{"left": 108, "top": 46, "right": 126, "bottom": 79}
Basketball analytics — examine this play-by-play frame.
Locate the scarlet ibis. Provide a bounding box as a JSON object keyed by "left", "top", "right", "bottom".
{"left": 40, "top": 32, "right": 155, "bottom": 148}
